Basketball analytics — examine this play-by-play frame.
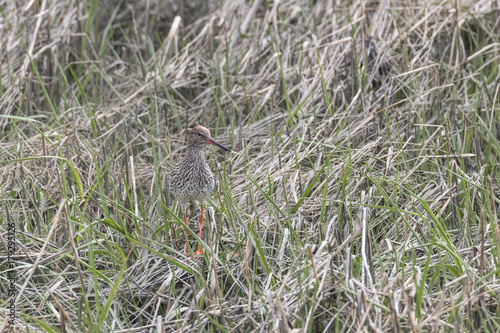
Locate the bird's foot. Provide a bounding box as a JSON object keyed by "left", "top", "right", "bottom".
{"left": 185, "top": 247, "right": 203, "bottom": 257}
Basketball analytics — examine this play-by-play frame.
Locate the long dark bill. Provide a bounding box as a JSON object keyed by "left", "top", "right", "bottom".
{"left": 207, "top": 138, "right": 232, "bottom": 152}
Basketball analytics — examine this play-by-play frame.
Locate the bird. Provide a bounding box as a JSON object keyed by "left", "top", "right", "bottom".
{"left": 168, "top": 126, "right": 232, "bottom": 255}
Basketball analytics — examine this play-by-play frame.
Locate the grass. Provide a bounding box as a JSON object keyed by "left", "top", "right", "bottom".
{"left": 1, "top": 0, "right": 500, "bottom": 332}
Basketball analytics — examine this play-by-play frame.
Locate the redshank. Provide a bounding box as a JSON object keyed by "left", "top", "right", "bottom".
{"left": 168, "top": 126, "right": 231, "bottom": 255}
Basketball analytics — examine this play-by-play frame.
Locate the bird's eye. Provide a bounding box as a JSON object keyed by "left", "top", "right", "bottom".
{"left": 197, "top": 132, "right": 202, "bottom": 137}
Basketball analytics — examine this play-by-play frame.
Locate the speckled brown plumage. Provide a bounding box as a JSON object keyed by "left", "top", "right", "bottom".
{"left": 169, "top": 146, "right": 215, "bottom": 206}
{"left": 168, "top": 126, "right": 231, "bottom": 255}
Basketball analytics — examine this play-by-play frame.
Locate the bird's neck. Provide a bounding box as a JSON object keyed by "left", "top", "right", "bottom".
{"left": 186, "top": 146, "right": 206, "bottom": 159}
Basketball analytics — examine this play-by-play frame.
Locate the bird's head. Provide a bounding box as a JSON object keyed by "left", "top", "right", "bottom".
{"left": 188, "top": 126, "right": 232, "bottom": 152}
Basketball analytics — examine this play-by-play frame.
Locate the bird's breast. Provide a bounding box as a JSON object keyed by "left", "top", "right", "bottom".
{"left": 168, "top": 160, "right": 215, "bottom": 204}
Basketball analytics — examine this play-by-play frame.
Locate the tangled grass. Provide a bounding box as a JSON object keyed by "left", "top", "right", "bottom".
{"left": 1, "top": 0, "right": 500, "bottom": 331}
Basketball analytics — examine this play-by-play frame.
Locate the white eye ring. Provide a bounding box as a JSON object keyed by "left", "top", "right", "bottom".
{"left": 197, "top": 132, "right": 202, "bottom": 137}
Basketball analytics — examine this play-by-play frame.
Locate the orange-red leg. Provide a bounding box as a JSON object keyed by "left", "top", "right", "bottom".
{"left": 193, "top": 205, "right": 203, "bottom": 255}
